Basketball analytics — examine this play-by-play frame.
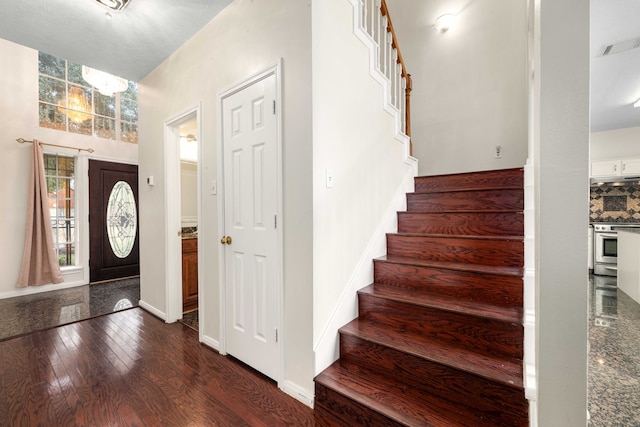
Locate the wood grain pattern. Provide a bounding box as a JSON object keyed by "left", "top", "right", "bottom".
{"left": 407, "top": 188, "right": 524, "bottom": 212}
{"left": 0, "top": 308, "right": 315, "bottom": 427}
{"left": 387, "top": 233, "right": 524, "bottom": 267}
{"left": 339, "top": 335, "right": 528, "bottom": 419}
{"left": 398, "top": 211, "right": 524, "bottom": 236}
{"left": 314, "top": 168, "right": 528, "bottom": 426}
{"left": 414, "top": 168, "right": 524, "bottom": 193}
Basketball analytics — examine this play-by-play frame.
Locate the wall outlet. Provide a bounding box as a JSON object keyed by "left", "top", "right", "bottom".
{"left": 495, "top": 145, "right": 502, "bottom": 159}
{"left": 325, "top": 169, "right": 334, "bottom": 188}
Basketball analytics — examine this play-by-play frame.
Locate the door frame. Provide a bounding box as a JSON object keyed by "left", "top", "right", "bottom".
{"left": 164, "top": 105, "right": 202, "bottom": 331}
{"left": 217, "top": 59, "right": 284, "bottom": 384}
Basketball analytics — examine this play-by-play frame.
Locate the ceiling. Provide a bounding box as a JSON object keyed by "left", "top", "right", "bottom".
{"left": 590, "top": 0, "right": 640, "bottom": 132}
{"left": 0, "top": 0, "right": 232, "bottom": 81}
{"left": 0, "top": 0, "right": 638, "bottom": 132}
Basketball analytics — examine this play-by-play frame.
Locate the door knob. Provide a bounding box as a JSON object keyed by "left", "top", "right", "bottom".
{"left": 220, "top": 236, "right": 232, "bottom": 245}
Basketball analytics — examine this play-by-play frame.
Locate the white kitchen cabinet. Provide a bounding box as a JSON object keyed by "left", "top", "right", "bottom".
{"left": 591, "top": 158, "right": 640, "bottom": 178}
{"left": 591, "top": 160, "right": 621, "bottom": 177}
{"left": 621, "top": 158, "right": 640, "bottom": 176}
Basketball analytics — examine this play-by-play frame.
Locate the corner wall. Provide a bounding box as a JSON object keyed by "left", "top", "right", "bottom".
{"left": 532, "top": 0, "right": 589, "bottom": 424}
{"left": 137, "top": 0, "right": 314, "bottom": 396}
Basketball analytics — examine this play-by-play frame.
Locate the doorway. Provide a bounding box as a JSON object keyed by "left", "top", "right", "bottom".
{"left": 179, "top": 120, "right": 200, "bottom": 317}
{"left": 219, "top": 62, "right": 283, "bottom": 382}
{"left": 164, "top": 107, "right": 201, "bottom": 326}
{"left": 88, "top": 160, "right": 139, "bottom": 282}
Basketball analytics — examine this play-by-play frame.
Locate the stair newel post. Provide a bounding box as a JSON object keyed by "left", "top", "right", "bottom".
{"left": 405, "top": 73, "right": 412, "bottom": 155}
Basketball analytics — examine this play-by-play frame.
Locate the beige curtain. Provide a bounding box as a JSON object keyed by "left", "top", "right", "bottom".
{"left": 17, "top": 140, "right": 64, "bottom": 287}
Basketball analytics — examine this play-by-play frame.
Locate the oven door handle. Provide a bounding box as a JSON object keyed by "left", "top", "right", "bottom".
{"left": 597, "top": 233, "right": 617, "bottom": 239}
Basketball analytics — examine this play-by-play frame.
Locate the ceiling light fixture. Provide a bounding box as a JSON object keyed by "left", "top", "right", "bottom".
{"left": 95, "top": 0, "right": 131, "bottom": 12}
{"left": 434, "top": 14, "right": 456, "bottom": 33}
{"left": 82, "top": 66, "right": 129, "bottom": 96}
{"left": 59, "top": 86, "right": 92, "bottom": 124}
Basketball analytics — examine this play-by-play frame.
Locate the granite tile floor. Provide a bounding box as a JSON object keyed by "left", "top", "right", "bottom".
{"left": 0, "top": 277, "right": 140, "bottom": 341}
{"left": 588, "top": 274, "right": 640, "bottom": 426}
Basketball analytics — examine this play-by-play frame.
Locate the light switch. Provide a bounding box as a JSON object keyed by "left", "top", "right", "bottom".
{"left": 147, "top": 176, "right": 155, "bottom": 186}
{"left": 210, "top": 180, "right": 217, "bottom": 195}
{"left": 325, "top": 169, "right": 334, "bottom": 188}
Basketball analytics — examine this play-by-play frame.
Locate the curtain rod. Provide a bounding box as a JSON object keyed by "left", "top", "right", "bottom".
{"left": 16, "top": 138, "right": 95, "bottom": 153}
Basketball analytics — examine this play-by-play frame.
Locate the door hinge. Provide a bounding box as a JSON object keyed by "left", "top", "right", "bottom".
{"left": 272, "top": 100, "right": 276, "bottom": 115}
{"left": 275, "top": 328, "right": 278, "bottom": 342}
{"left": 274, "top": 215, "right": 277, "bottom": 229}
{"left": 88, "top": 214, "right": 90, "bottom": 222}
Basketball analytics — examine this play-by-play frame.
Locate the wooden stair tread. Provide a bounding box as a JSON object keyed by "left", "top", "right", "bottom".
{"left": 359, "top": 283, "right": 522, "bottom": 323}
{"left": 391, "top": 232, "right": 524, "bottom": 241}
{"left": 316, "top": 361, "right": 496, "bottom": 427}
{"left": 409, "top": 187, "right": 523, "bottom": 195}
{"left": 375, "top": 255, "right": 524, "bottom": 277}
{"left": 398, "top": 209, "right": 523, "bottom": 214}
{"left": 340, "top": 319, "right": 523, "bottom": 388}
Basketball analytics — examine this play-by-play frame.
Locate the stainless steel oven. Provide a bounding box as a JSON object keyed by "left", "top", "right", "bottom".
{"left": 593, "top": 223, "right": 640, "bottom": 276}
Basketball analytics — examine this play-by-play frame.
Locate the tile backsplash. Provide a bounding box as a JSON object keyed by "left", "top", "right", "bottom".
{"left": 590, "top": 184, "right": 640, "bottom": 223}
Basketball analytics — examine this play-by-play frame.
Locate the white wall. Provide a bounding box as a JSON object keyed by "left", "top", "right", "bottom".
{"left": 533, "top": 0, "right": 589, "bottom": 424}
{"left": 311, "top": 0, "right": 416, "bottom": 372}
{"left": 137, "top": 0, "right": 314, "bottom": 396}
{"left": 387, "top": 0, "right": 529, "bottom": 176}
{"left": 0, "top": 38, "right": 137, "bottom": 299}
{"left": 591, "top": 126, "right": 640, "bottom": 160}
{"left": 180, "top": 162, "right": 197, "bottom": 224}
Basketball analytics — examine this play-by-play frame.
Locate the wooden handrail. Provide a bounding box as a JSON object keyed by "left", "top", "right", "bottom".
{"left": 380, "top": 0, "right": 412, "bottom": 154}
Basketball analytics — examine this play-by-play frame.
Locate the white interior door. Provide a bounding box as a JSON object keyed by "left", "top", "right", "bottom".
{"left": 222, "top": 73, "right": 279, "bottom": 380}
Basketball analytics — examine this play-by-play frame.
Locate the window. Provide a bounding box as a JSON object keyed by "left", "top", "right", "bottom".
{"left": 44, "top": 154, "right": 77, "bottom": 267}
{"left": 38, "top": 52, "right": 138, "bottom": 143}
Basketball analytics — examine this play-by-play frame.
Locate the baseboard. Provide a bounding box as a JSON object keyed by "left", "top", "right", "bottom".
{"left": 138, "top": 300, "right": 167, "bottom": 321}
{"left": 200, "top": 334, "right": 220, "bottom": 351}
{"left": 0, "top": 278, "right": 87, "bottom": 300}
{"left": 280, "top": 380, "right": 314, "bottom": 408}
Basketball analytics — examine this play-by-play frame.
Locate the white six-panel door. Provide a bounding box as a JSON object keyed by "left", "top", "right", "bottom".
{"left": 221, "top": 72, "right": 279, "bottom": 380}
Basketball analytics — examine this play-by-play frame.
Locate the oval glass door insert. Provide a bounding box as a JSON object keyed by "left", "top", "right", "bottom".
{"left": 106, "top": 180, "right": 137, "bottom": 258}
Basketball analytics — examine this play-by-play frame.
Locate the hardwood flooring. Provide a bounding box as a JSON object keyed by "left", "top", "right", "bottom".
{"left": 0, "top": 308, "right": 316, "bottom": 426}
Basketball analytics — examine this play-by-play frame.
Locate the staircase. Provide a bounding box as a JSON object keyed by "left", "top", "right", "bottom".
{"left": 314, "top": 168, "right": 528, "bottom": 426}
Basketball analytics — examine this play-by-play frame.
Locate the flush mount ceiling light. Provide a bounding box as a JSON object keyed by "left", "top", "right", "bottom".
{"left": 434, "top": 14, "right": 456, "bottom": 33}
{"left": 95, "top": 0, "right": 131, "bottom": 12}
{"left": 82, "top": 66, "right": 129, "bottom": 96}
{"left": 634, "top": 98, "right": 640, "bottom": 108}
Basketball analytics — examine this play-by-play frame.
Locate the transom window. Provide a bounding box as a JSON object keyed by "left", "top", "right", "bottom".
{"left": 44, "top": 154, "right": 77, "bottom": 267}
{"left": 38, "top": 52, "right": 138, "bottom": 143}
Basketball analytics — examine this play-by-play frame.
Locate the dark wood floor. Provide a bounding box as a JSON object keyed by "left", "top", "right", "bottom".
{"left": 0, "top": 308, "right": 319, "bottom": 426}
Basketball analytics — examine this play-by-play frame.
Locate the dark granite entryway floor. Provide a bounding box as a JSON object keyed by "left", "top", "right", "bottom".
{"left": 588, "top": 274, "right": 640, "bottom": 426}
{"left": 0, "top": 277, "right": 140, "bottom": 341}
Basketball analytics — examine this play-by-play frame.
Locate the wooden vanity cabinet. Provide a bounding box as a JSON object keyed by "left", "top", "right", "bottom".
{"left": 182, "top": 238, "right": 198, "bottom": 312}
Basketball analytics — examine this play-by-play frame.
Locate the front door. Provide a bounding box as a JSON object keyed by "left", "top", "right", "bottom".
{"left": 89, "top": 160, "right": 139, "bottom": 282}
{"left": 222, "top": 72, "right": 279, "bottom": 380}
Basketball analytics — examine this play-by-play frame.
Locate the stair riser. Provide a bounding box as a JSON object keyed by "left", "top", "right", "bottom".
{"left": 414, "top": 168, "right": 523, "bottom": 193}
{"left": 358, "top": 294, "right": 523, "bottom": 359}
{"left": 397, "top": 211, "right": 524, "bottom": 236}
{"left": 339, "top": 335, "right": 528, "bottom": 422}
{"left": 315, "top": 384, "right": 404, "bottom": 427}
{"left": 373, "top": 261, "right": 523, "bottom": 310}
{"left": 386, "top": 235, "right": 524, "bottom": 267}
{"left": 407, "top": 189, "right": 524, "bottom": 212}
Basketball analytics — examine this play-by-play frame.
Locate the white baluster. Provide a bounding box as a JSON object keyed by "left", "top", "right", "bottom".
{"left": 401, "top": 77, "right": 406, "bottom": 133}
{"left": 379, "top": 14, "right": 387, "bottom": 74}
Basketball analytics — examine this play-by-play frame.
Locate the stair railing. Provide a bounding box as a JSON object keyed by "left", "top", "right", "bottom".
{"left": 357, "top": 0, "right": 413, "bottom": 154}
